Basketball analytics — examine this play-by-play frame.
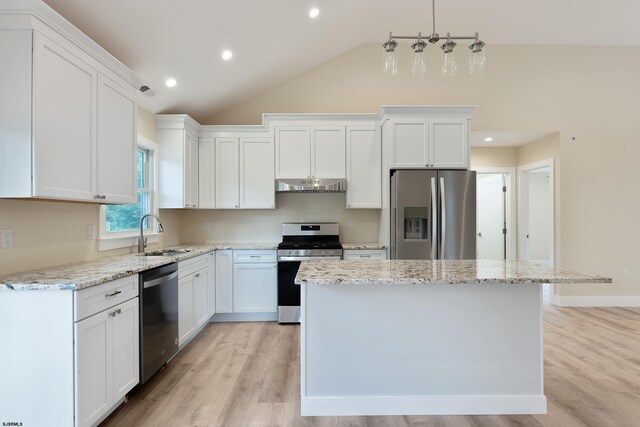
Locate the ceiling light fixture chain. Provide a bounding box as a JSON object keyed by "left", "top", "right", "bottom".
{"left": 382, "top": 0, "right": 486, "bottom": 77}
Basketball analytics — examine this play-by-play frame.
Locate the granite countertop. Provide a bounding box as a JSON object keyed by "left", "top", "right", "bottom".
{"left": 295, "top": 259, "right": 612, "bottom": 286}
{"left": 0, "top": 242, "right": 278, "bottom": 291}
{"left": 342, "top": 243, "right": 387, "bottom": 250}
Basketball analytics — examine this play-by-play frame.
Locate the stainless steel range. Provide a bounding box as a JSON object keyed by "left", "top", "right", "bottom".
{"left": 277, "top": 222, "right": 343, "bottom": 323}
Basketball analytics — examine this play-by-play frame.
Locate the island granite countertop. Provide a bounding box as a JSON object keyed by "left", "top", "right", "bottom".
{"left": 295, "top": 259, "right": 612, "bottom": 286}
{"left": 0, "top": 242, "right": 278, "bottom": 291}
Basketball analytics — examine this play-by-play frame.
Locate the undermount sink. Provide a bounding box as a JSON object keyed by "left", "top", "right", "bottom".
{"left": 142, "top": 248, "right": 197, "bottom": 257}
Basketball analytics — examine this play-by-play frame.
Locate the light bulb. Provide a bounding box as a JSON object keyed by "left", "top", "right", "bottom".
{"left": 469, "top": 47, "right": 486, "bottom": 75}
{"left": 441, "top": 37, "right": 457, "bottom": 77}
{"left": 382, "top": 37, "right": 398, "bottom": 77}
{"left": 411, "top": 39, "right": 427, "bottom": 77}
{"left": 442, "top": 50, "right": 457, "bottom": 77}
{"left": 383, "top": 50, "right": 398, "bottom": 77}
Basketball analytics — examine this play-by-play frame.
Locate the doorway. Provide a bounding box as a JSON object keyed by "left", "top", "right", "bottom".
{"left": 518, "top": 159, "right": 555, "bottom": 304}
{"left": 474, "top": 168, "right": 516, "bottom": 260}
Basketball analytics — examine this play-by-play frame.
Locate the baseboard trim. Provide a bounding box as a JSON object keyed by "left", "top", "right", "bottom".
{"left": 210, "top": 312, "right": 277, "bottom": 322}
{"left": 554, "top": 295, "right": 640, "bottom": 307}
{"left": 301, "top": 395, "right": 547, "bottom": 416}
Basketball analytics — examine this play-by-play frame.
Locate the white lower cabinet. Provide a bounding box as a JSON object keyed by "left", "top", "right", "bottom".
{"left": 215, "top": 250, "right": 234, "bottom": 313}
{"left": 215, "top": 249, "right": 278, "bottom": 316}
{"left": 74, "top": 275, "right": 139, "bottom": 427}
{"left": 208, "top": 251, "right": 217, "bottom": 316}
{"left": 178, "top": 254, "right": 212, "bottom": 347}
{"left": 233, "top": 263, "right": 277, "bottom": 312}
{"left": 343, "top": 249, "right": 388, "bottom": 260}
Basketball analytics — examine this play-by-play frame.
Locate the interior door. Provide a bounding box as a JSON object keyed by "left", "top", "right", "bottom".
{"left": 476, "top": 174, "right": 505, "bottom": 259}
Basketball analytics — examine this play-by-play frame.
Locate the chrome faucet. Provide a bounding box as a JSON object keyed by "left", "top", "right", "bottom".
{"left": 138, "top": 214, "right": 164, "bottom": 253}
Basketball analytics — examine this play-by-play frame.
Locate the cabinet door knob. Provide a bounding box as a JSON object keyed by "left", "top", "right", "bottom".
{"left": 195, "top": 273, "right": 200, "bottom": 278}
{"left": 109, "top": 308, "right": 121, "bottom": 317}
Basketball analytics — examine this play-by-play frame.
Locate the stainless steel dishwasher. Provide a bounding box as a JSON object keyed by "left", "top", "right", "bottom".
{"left": 139, "top": 262, "right": 179, "bottom": 384}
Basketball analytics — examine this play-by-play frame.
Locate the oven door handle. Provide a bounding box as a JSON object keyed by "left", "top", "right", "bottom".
{"left": 278, "top": 256, "right": 342, "bottom": 262}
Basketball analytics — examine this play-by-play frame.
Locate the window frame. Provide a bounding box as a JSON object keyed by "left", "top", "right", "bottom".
{"left": 98, "top": 135, "right": 160, "bottom": 251}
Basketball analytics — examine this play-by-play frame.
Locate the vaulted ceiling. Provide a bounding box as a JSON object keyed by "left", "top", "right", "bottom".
{"left": 43, "top": 0, "right": 640, "bottom": 123}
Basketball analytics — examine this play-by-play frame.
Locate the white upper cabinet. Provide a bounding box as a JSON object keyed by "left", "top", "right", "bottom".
{"left": 0, "top": 24, "right": 138, "bottom": 203}
{"left": 97, "top": 75, "right": 137, "bottom": 204}
{"left": 240, "top": 137, "right": 275, "bottom": 209}
{"left": 210, "top": 136, "right": 275, "bottom": 209}
{"left": 389, "top": 118, "right": 469, "bottom": 169}
{"left": 32, "top": 32, "right": 98, "bottom": 202}
{"left": 429, "top": 119, "right": 469, "bottom": 168}
{"left": 346, "top": 125, "right": 381, "bottom": 209}
{"left": 157, "top": 116, "right": 200, "bottom": 208}
{"left": 275, "top": 125, "right": 345, "bottom": 179}
{"left": 215, "top": 138, "right": 240, "bottom": 209}
{"left": 275, "top": 127, "right": 311, "bottom": 178}
{"left": 198, "top": 137, "right": 216, "bottom": 208}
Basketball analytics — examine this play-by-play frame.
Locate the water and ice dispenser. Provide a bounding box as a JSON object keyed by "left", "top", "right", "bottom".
{"left": 403, "top": 207, "right": 428, "bottom": 240}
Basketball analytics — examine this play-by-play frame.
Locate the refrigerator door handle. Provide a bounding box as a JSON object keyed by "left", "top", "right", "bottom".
{"left": 431, "top": 177, "right": 437, "bottom": 260}
{"left": 440, "top": 176, "right": 446, "bottom": 258}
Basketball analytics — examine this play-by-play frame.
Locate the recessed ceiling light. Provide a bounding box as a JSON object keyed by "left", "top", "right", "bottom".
{"left": 484, "top": 137, "right": 493, "bottom": 142}
{"left": 165, "top": 78, "right": 177, "bottom": 88}
{"left": 309, "top": 7, "right": 320, "bottom": 18}
{"left": 222, "top": 50, "right": 233, "bottom": 60}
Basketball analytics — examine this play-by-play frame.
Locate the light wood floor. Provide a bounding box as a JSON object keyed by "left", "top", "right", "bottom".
{"left": 102, "top": 305, "right": 640, "bottom": 427}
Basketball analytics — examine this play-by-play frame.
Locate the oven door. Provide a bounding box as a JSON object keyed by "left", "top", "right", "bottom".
{"left": 277, "top": 256, "right": 342, "bottom": 324}
{"left": 277, "top": 259, "right": 301, "bottom": 323}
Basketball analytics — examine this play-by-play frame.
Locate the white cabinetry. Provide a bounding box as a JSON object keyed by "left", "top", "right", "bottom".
{"left": 389, "top": 118, "right": 468, "bottom": 169}
{"left": 198, "top": 137, "right": 216, "bottom": 208}
{"left": 0, "top": 31, "right": 136, "bottom": 203}
{"left": 232, "top": 250, "right": 277, "bottom": 313}
{"left": 214, "top": 137, "right": 275, "bottom": 209}
{"left": 343, "top": 249, "right": 387, "bottom": 260}
{"left": 208, "top": 251, "right": 217, "bottom": 316}
{"left": 215, "top": 250, "right": 234, "bottom": 313}
{"left": 215, "top": 138, "right": 240, "bottom": 208}
{"left": 178, "top": 254, "right": 211, "bottom": 346}
{"left": 157, "top": 115, "right": 200, "bottom": 208}
{"left": 275, "top": 126, "right": 345, "bottom": 179}
{"left": 96, "top": 75, "right": 137, "bottom": 203}
{"left": 74, "top": 275, "right": 139, "bottom": 427}
{"left": 346, "top": 125, "right": 381, "bottom": 208}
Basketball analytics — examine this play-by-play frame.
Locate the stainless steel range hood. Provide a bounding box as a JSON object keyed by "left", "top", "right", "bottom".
{"left": 276, "top": 178, "right": 347, "bottom": 193}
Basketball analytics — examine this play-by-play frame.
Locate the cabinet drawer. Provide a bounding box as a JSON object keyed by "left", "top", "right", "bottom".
{"left": 233, "top": 250, "right": 277, "bottom": 263}
{"left": 343, "top": 249, "right": 387, "bottom": 260}
{"left": 75, "top": 274, "right": 139, "bottom": 321}
{"left": 178, "top": 253, "right": 210, "bottom": 278}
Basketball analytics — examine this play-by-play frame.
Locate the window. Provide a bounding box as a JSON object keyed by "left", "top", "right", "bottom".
{"left": 99, "top": 136, "right": 158, "bottom": 250}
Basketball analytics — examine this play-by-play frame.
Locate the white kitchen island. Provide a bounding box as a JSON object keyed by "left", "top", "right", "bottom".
{"left": 295, "top": 259, "right": 610, "bottom": 417}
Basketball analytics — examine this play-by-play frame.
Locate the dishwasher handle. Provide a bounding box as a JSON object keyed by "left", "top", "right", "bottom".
{"left": 143, "top": 270, "right": 178, "bottom": 289}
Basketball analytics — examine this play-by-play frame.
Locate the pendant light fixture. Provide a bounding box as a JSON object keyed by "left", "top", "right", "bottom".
{"left": 382, "top": 0, "right": 486, "bottom": 76}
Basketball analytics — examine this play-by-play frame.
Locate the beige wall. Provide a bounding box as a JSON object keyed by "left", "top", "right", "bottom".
{"left": 210, "top": 43, "right": 640, "bottom": 298}
{"left": 179, "top": 193, "right": 380, "bottom": 244}
{"left": 471, "top": 147, "right": 518, "bottom": 168}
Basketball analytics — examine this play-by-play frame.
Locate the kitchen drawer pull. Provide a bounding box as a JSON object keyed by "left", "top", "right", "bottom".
{"left": 250, "top": 255, "right": 261, "bottom": 258}
{"left": 105, "top": 290, "right": 122, "bottom": 297}
{"left": 360, "top": 255, "right": 371, "bottom": 258}
{"left": 109, "top": 308, "right": 122, "bottom": 317}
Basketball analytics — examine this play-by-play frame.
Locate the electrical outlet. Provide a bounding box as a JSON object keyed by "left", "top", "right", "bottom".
{"left": 87, "top": 225, "right": 95, "bottom": 240}
{"left": 204, "top": 222, "right": 211, "bottom": 231}
{"left": 1, "top": 229, "right": 13, "bottom": 248}
{"left": 622, "top": 269, "right": 629, "bottom": 279}
{"left": 346, "top": 219, "right": 354, "bottom": 229}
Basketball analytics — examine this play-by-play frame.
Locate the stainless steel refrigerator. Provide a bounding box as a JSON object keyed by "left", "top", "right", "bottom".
{"left": 390, "top": 170, "right": 476, "bottom": 260}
